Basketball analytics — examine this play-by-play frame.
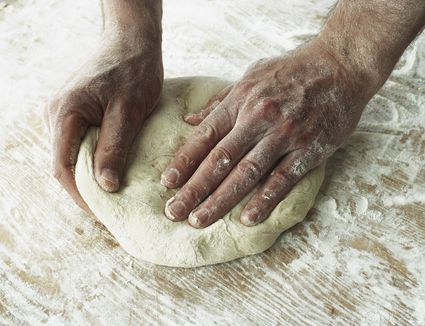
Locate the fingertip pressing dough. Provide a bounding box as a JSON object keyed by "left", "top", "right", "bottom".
{"left": 75, "top": 76, "right": 325, "bottom": 268}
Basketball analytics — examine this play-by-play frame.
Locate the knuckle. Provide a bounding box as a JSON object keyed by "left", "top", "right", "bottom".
{"left": 208, "top": 146, "right": 233, "bottom": 169}
{"left": 235, "top": 80, "right": 256, "bottom": 92}
{"left": 53, "top": 168, "right": 62, "bottom": 181}
{"left": 194, "top": 122, "right": 218, "bottom": 145}
{"left": 271, "top": 169, "right": 296, "bottom": 187}
{"left": 182, "top": 183, "right": 204, "bottom": 204}
{"left": 205, "top": 100, "right": 220, "bottom": 113}
{"left": 110, "top": 99, "right": 142, "bottom": 124}
{"left": 98, "top": 144, "right": 126, "bottom": 158}
{"left": 260, "top": 98, "right": 277, "bottom": 110}
{"left": 253, "top": 98, "right": 280, "bottom": 120}
{"left": 218, "top": 84, "right": 232, "bottom": 98}
{"left": 112, "top": 97, "right": 132, "bottom": 116}
{"left": 47, "top": 92, "right": 80, "bottom": 121}
{"left": 290, "top": 157, "right": 310, "bottom": 177}
{"left": 236, "top": 159, "right": 262, "bottom": 181}
{"left": 176, "top": 153, "right": 195, "bottom": 169}
{"left": 309, "top": 141, "right": 336, "bottom": 161}
{"left": 52, "top": 163, "right": 69, "bottom": 182}
{"left": 207, "top": 193, "right": 228, "bottom": 213}
{"left": 311, "top": 151, "right": 325, "bottom": 165}
{"left": 261, "top": 188, "right": 278, "bottom": 201}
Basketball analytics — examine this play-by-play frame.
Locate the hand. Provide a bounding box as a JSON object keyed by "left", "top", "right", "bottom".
{"left": 46, "top": 30, "right": 163, "bottom": 211}
{"left": 161, "top": 39, "right": 378, "bottom": 228}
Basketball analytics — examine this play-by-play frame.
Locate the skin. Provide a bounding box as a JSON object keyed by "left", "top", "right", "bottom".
{"left": 162, "top": 0, "right": 425, "bottom": 228}
{"left": 46, "top": 0, "right": 163, "bottom": 211}
{"left": 48, "top": 0, "right": 425, "bottom": 227}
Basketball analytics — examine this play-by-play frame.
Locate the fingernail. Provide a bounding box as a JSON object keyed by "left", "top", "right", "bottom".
{"left": 99, "top": 168, "right": 119, "bottom": 192}
{"left": 240, "top": 209, "right": 259, "bottom": 226}
{"left": 161, "top": 168, "right": 180, "bottom": 187}
{"left": 189, "top": 208, "right": 210, "bottom": 227}
{"left": 165, "top": 198, "right": 187, "bottom": 220}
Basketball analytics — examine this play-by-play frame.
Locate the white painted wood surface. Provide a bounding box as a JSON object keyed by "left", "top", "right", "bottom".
{"left": 0, "top": 0, "right": 424, "bottom": 325}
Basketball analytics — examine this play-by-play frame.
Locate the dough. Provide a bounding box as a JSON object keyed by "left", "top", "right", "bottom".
{"left": 75, "top": 77, "right": 325, "bottom": 268}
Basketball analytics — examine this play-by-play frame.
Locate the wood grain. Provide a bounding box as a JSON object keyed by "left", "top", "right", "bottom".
{"left": 0, "top": 0, "right": 424, "bottom": 325}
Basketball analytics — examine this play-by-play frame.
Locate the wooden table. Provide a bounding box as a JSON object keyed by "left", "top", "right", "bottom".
{"left": 1, "top": 0, "right": 424, "bottom": 324}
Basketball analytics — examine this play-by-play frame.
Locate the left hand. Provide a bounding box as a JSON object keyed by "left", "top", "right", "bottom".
{"left": 161, "top": 39, "right": 376, "bottom": 228}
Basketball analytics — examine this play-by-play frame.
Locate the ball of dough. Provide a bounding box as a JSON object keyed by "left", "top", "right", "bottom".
{"left": 75, "top": 77, "right": 325, "bottom": 268}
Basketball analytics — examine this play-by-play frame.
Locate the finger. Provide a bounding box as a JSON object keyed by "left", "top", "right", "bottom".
{"left": 240, "top": 149, "right": 319, "bottom": 226}
{"left": 184, "top": 100, "right": 221, "bottom": 126}
{"left": 186, "top": 137, "right": 282, "bottom": 228}
{"left": 184, "top": 84, "right": 233, "bottom": 125}
{"left": 164, "top": 122, "right": 265, "bottom": 222}
{"left": 94, "top": 97, "right": 145, "bottom": 192}
{"left": 52, "top": 112, "right": 90, "bottom": 212}
{"left": 161, "top": 102, "right": 236, "bottom": 189}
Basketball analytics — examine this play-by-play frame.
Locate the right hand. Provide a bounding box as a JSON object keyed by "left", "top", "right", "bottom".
{"left": 46, "top": 32, "right": 163, "bottom": 211}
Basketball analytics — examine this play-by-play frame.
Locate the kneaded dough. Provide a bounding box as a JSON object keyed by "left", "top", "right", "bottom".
{"left": 75, "top": 77, "right": 325, "bottom": 268}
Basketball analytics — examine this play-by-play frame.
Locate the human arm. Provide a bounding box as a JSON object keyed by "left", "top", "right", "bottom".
{"left": 161, "top": 0, "right": 425, "bottom": 228}
{"left": 46, "top": 0, "right": 163, "bottom": 210}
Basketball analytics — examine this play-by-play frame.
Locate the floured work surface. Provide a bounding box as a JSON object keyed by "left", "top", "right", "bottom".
{"left": 0, "top": 0, "right": 424, "bottom": 324}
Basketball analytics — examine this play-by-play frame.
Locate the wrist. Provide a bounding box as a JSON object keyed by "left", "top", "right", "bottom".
{"left": 316, "top": 25, "right": 389, "bottom": 96}
{"left": 313, "top": 33, "right": 384, "bottom": 98}
{"left": 102, "top": 0, "right": 162, "bottom": 48}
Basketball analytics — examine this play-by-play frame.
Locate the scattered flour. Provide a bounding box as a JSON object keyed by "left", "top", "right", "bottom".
{"left": 0, "top": 0, "right": 424, "bottom": 324}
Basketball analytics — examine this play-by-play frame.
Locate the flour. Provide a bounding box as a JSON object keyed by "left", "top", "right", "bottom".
{"left": 382, "top": 185, "right": 425, "bottom": 207}
{"left": 1, "top": 0, "right": 424, "bottom": 324}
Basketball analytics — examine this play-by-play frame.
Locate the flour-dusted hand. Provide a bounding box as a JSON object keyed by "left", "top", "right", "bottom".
{"left": 46, "top": 0, "right": 163, "bottom": 210}
{"left": 162, "top": 0, "right": 425, "bottom": 228}
{"left": 162, "top": 42, "right": 367, "bottom": 228}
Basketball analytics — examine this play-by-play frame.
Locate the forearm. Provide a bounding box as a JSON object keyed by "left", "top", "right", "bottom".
{"left": 102, "top": 0, "right": 162, "bottom": 44}
{"left": 317, "top": 0, "right": 425, "bottom": 92}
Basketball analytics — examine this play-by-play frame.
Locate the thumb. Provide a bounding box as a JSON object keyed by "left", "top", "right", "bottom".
{"left": 94, "top": 97, "right": 144, "bottom": 192}
{"left": 184, "top": 84, "right": 233, "bottom": 125}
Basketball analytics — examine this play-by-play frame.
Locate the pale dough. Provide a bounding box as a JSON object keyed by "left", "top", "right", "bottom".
{"left": 75, "top": 77, "right": 325, "bottom": 268}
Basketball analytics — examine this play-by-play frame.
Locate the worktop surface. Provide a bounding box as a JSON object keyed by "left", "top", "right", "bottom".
{"left": 0, "top": 1, "right": 424, "bottom": 324}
